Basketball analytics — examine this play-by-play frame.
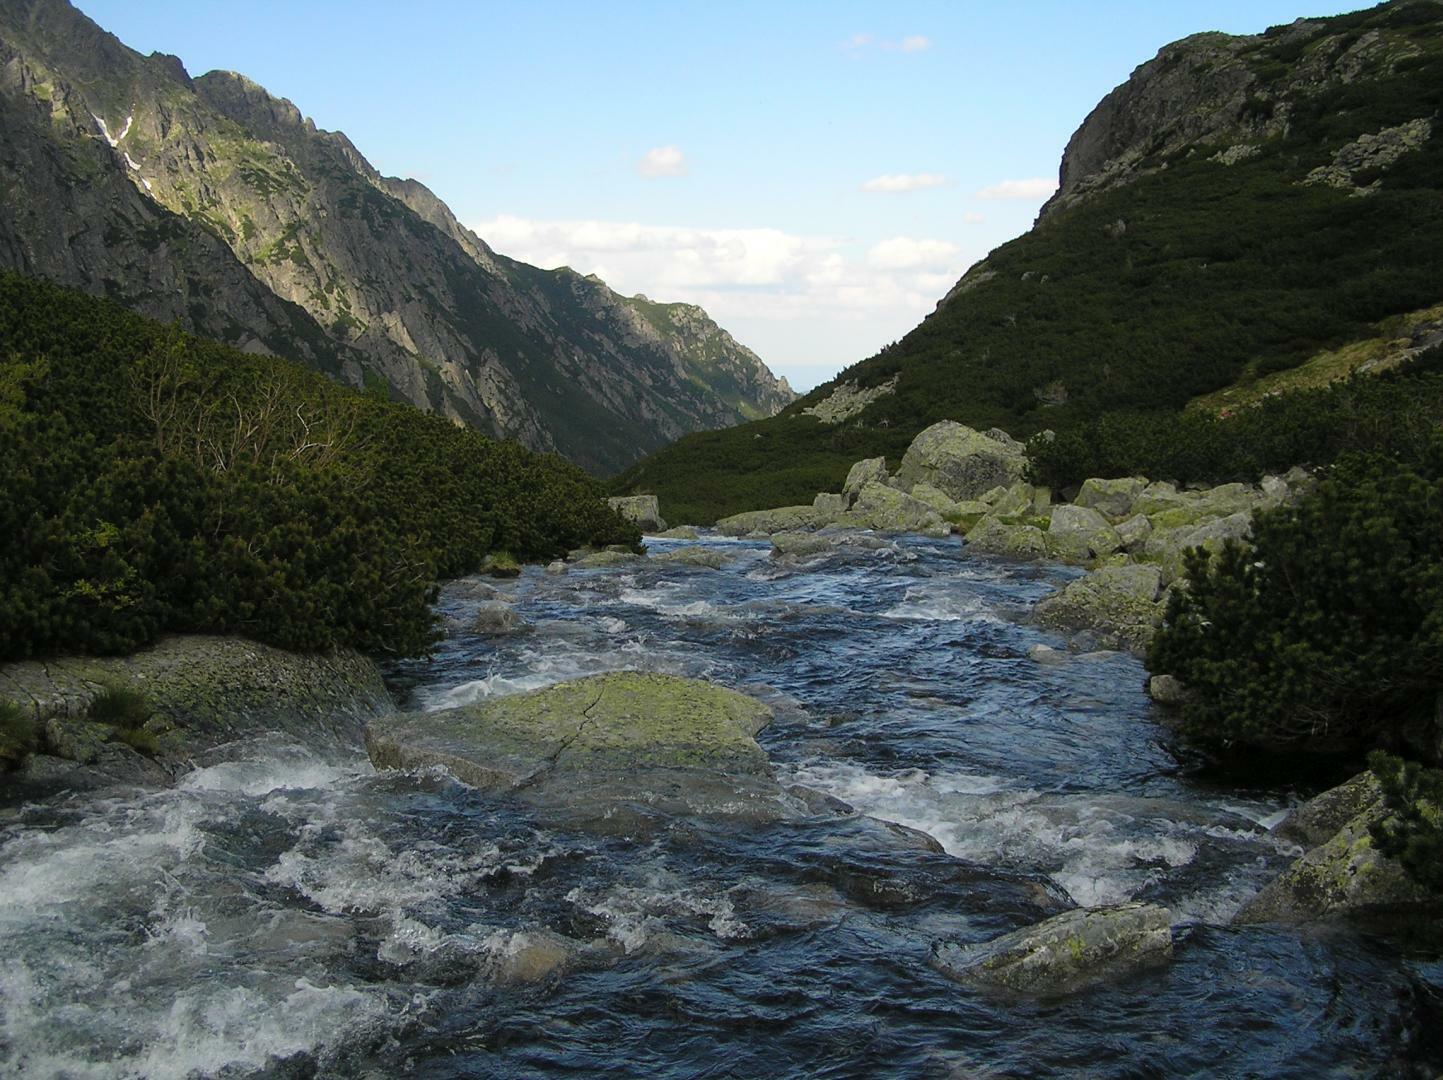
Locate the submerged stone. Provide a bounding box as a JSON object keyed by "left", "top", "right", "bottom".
{"left": 365, "top": 672, "right": 793, "bottom": 825}
{"left": 931, "top": 902, "right": 1173, "bottom": 995}
{"left": 651, "top": 546, "right": 733, "bottom": 569}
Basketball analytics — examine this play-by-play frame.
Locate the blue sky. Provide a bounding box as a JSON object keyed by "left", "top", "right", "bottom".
{"left": 79, "top": 0, "right": 1366, "bottom": 390}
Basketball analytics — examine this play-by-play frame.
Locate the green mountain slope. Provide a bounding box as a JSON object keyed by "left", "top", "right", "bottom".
{"left": 0, "top": 0, "right": 793, "bottom": 474}
{"left": 0, "top": 271, "right": 637, "bottom": 661}
{"left": 614, "top": 0, "right": 1443, "bottom": 522}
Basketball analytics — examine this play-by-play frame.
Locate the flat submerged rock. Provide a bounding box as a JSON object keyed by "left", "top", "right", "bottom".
{"left": 365, "top": 672, "right": 790, "bottom": 826}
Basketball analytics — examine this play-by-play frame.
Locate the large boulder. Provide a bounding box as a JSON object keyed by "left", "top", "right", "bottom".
{"left": 470, "top": 600, "right": 527, "bottom": 635}
{"left": 1235, "top": 771, "right": 1434, "bottom": 925}
{"left": 965, "top": 516, "right": 1048, "bottom": 559}
{"left": 844, "top": 481, "right": 946, "bottom": 533}
{"left": 365, "top": 672, "right": 791, "bottom": 825}
{"left": 812, "top": 492, "right": 848, "bottom": 516}
{"left": 1075, "top": 477, "right": 1146, "bottom": 520}
{"left": 931, "top": 902, "right": 1172, "bottom": 995}
{"left": 715, "top": 505, "right": 832, "bottom": 537}
{"left": 771, "top": 531, "right": 837, "bottom": 559}
{"left": 985, "top": 481, "right": 1049, "bottom": 519}
{"left": 842, "top": 457, "right": 889, "bottom": 506}
{"left": 607, "top": 495, "right": 667, "bottom": 533}
{"left": 893, "top": 421, "right": 1027, "bottom": 502}
{"left": 1034, "top": 564, "right": 1164, "bottom": 653}
{"left": 1046, "top": 505, "right": 1122, "bottom": 562}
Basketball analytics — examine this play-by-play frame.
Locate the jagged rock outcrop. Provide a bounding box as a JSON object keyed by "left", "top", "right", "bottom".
{"left": 0, "top": 0, "right": 793, "bottom": 474}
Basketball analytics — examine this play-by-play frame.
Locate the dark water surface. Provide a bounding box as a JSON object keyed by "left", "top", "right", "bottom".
{"left": 3, "top": 533, "right": 1440, "bottom": 1077}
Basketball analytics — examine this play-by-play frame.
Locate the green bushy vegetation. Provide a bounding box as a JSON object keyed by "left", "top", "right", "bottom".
{"left": 0, "top": 273, "right": 637, "bottom": 662}
{"left": 1027, "top": 347, "right": 1443, "bottom": 490}
{"left": 1369, "top": 750, "right": 1443, "bottom": 892}
{"left": 87, "top": 686, "right": 159, "bottom": 755}
{"left": 1148, "top": 435, "right": 1443, "bottom": 760}
{"left": 613, "top": 3, "right": 1443, "bottom": 522}
{"left": 0, "top": 701, "right": 36, "bottom": 768}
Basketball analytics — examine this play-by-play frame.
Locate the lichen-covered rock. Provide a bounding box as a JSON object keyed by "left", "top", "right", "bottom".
{"left": 931, "top": 902, "right": 1172, "bottom": 995}
{"left": 607, "top": 495, "right": 668, "bottom": 532}
{"left": 771, "top": 532, "right": 836, "bottom": 558}
{"left": 965, "top": 516, "right": 1049, "bottom": 559}
{"left": 1273, "top": 772, "right": 1383, "bottom": 849}
{"left": 364, "top": 672, "right": 790, "bottom": 824}
{"left": 470, "top": 600, "right": 526, "bottom": 635}
{"left": 651, "top": 546, "right": 732, "bottom": 570}
{"left": 1035, "top": 564, "right": 1164, "bottom": 653}
{"left": 1075, "top": 477, "right": 1146, "bottom": 520}
{"left": 1114, "top": 514, "right": 1153, "bottom": 551}
{"left": 1235, "top": 776, "right": 1433, "bottom": 925}
{"left": 812, "top": 492, "right": 848, "bottom": 516}
{"left": 653, "top": 526, "right": 701, "bottom": 540}
{"left": 574, "top": 550, "right": 643, "bottom": 568}
{"left": 842, "top": 457, "right": 889, "bottom": 505}
{"left": 844, "top": 482, "right": 945, "bottom": 533}
{"left": 907, "top": 482, "right": 960, "bottom": 516}
{"left": 988, "top": 481, "right": 1048, "bottom": 519}
{"left": 1132, "top": 481, "right": 1189, "bottom": 517}
{"left": 893, "top": 421, "right": 1027, "bottom": 501}
{"left": 1046, "top": 505, "right": 1122, "bottom": 562}
{"left": 0, "top": 636, "right": 392, "bottom": 792}
{"left": 1147, "top": 674, "right": 1188, "bottom": 707}
{"left": 715, "top": 505, "right": 831, "bottom": 537}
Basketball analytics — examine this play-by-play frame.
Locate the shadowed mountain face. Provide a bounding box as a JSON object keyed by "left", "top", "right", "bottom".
{"left": 0, "top": 0, "right": 793, "bottom": 474}
{"left": 612, "top": 0, "right": 1443, "bottom": 522}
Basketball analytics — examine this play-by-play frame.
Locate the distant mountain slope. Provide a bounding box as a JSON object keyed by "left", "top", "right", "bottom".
{"left": 0, "top": 0, "right": 792, "bottom": 473}
{"left": 614, "top": 0, "right": 1443, "bottom": 522}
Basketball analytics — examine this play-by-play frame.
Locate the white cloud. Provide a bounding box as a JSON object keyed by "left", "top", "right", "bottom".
{"left": 637, "top": 145, "right": 687, "bottom": 177}
{"left": 976, "top": 177, "right": 1058, "bottom": 200}
{"left": 964, "top": 211, "right": 986, "bottom": 224}
{"left": 860, "top": 172, "right": 947, "bottom": 193}
{"left": 469, "top": 213, "right": 978, "bottom": 391}
{"left": 844, "top": 32, "right": 931, "bottom": 54}
{"left": 867, "top": 237, "right": 959, "bottom": 270}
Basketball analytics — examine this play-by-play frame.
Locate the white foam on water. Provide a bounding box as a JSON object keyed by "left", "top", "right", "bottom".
{"left": 880, "top": 586, "right": 1004, "bottom": 624}
{"left": 565, "top": 876, "right": 750, "bottom": 954}
{"left": 783, "top": 760, "right": 1281, "bottom": 912}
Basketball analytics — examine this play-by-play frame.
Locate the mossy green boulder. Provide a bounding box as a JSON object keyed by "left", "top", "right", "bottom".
{"left": 931, "top": 902, "right": 1173, "bottom": 995}
{"left": 1034, "top": 564, "right": 1164, "bottom": 653}
{"left": 365, "top": 672, "right": 790, "bottom": 825}
{"left": 965, "top": 516, "right": 1049, "bottom": 559}
{"left": 893, "top": 421, "right": 1027, "bottom": 502}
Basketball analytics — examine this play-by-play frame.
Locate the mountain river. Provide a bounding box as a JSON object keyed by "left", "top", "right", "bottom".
{"left": 2, "top": 532, "right": 1440, "bottom": 1077}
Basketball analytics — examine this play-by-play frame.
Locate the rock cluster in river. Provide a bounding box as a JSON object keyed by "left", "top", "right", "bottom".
{"left": 689, "top": 419, "right": 1311, "bottom": 654}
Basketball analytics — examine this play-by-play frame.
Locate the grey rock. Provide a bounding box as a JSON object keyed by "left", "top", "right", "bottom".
{"left": 1147, "top": 675, "right": 1188, "bottom": 707}
{"left": 715, "top": 505, "right": 832, "bottom": 537}
{"left": 1046, "top": 505, "right": 1121, "bottom": 562}
{"left": 771, "top": 532, "right": 836, "bottom": 558}
{"left": 812, "top": 492, "right": 848, "bottom": 516}
{"left": 842, "top": 457, "right": 889, "bottom": 506}
{"left": 653, "top": 526, "right": 701, "bottom": 540}
{"left": 931, "top": 902, "right": 1172, "bottom": 994}
{"left": 42, "top": 716, "right": 114, "bottom": 764}
{"left": 608, "top": 495, "right": 668, "bottom": 533}
{"left": 1035, "top": 564, "right": 1164, "bottom": 654}
{"left": 365, "top": 672, "right": 792, "bottom": 826}
{"left": 1272, "top": 771, "right": 1383, "bottom": 850}
{"left": 470, "top": 600, "right": 526, "bottom": 636}
{"left": 965, "top": 516, "right": 1048, "bottom": 559}
{"left": 1075, "top": 477, "right": 1146, "bottom": 520}
{"left": 894, "top": 421, "right": 1027, "bottom": 501}
{"left": 652, "top": 546, "right": 732, "bottom": 570}
{"left": 1114, "top": 513, "right": 1153, "bottom": 551}
{"left": 843, "top": 481, "right": 946, "bottom": 533}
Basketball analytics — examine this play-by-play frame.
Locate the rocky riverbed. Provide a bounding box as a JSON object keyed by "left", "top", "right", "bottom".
{"left": 3, "top": 529, "right": 1441, "bottom": 1077}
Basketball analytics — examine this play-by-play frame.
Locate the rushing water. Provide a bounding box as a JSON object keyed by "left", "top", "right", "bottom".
{"left": 3, "top": 533, "right": 1441, "bottom": 1078}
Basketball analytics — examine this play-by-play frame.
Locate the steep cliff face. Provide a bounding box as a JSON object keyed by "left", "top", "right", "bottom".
{"left": 0, "top": 0, "right": 793, "bottom": 473}
{"left": 1039, "top": 11, "right": 1434, "bottom": 217}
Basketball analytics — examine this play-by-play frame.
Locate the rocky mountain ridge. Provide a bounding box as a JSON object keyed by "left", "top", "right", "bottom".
{"left": 0, "top": 0, "right": 793, "bottom": 473}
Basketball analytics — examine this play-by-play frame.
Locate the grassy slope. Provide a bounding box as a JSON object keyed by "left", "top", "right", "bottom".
{"left": 612, "top": 2, "right": 1443, "bottom": 524}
